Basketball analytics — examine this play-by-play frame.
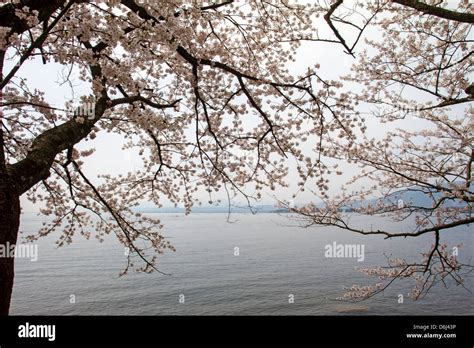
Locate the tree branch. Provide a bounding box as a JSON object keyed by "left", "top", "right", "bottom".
{"left": 392, "top": 0, "right": 474, "bottom": 24}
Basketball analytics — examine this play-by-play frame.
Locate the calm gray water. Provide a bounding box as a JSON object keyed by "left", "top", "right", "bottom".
{"left": 10, "top": 213, "right": 473, "bottom": 315}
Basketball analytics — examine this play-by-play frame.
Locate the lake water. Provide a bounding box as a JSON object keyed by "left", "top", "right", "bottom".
{"left": 10, "top": 213, "right": 473, "bottom": 315}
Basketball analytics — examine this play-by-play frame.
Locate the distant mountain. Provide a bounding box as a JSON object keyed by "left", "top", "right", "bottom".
{"left": 136, "top": 184, "right": 472, "bottom": 214}
{"left": 347, "top": 184, "right": 472, "bottom": 211}
{"left": 135, "top": 204, "right": 284, "bottom": 214}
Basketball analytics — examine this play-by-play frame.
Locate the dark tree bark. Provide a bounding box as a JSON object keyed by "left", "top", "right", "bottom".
{"left": 0, "top": 128, "right": 20, "bottom": 315}
{"left": 392, "top": 0, "right": 474, "bottom": 24}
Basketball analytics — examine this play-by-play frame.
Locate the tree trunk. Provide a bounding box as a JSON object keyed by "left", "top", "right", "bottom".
{"left": 0, "top": 176, "right": 20, "bottom": 315}
{"left": 0, "top": 127, "right": 20, "bottom": 315}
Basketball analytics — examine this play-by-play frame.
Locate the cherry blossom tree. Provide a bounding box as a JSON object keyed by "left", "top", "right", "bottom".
{"left": 0, "top": 0, "right": 472, "bottom": 315}
{"left": 0, "top": 0, "right": 359, "bottom": 315}
{"left": 293, "top": 0, "right": 473, "bottom": 301}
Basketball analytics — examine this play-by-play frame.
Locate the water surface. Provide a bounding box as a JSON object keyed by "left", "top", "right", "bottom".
{"left": 10, "top": 213, "right": 473, "bottom": 315}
